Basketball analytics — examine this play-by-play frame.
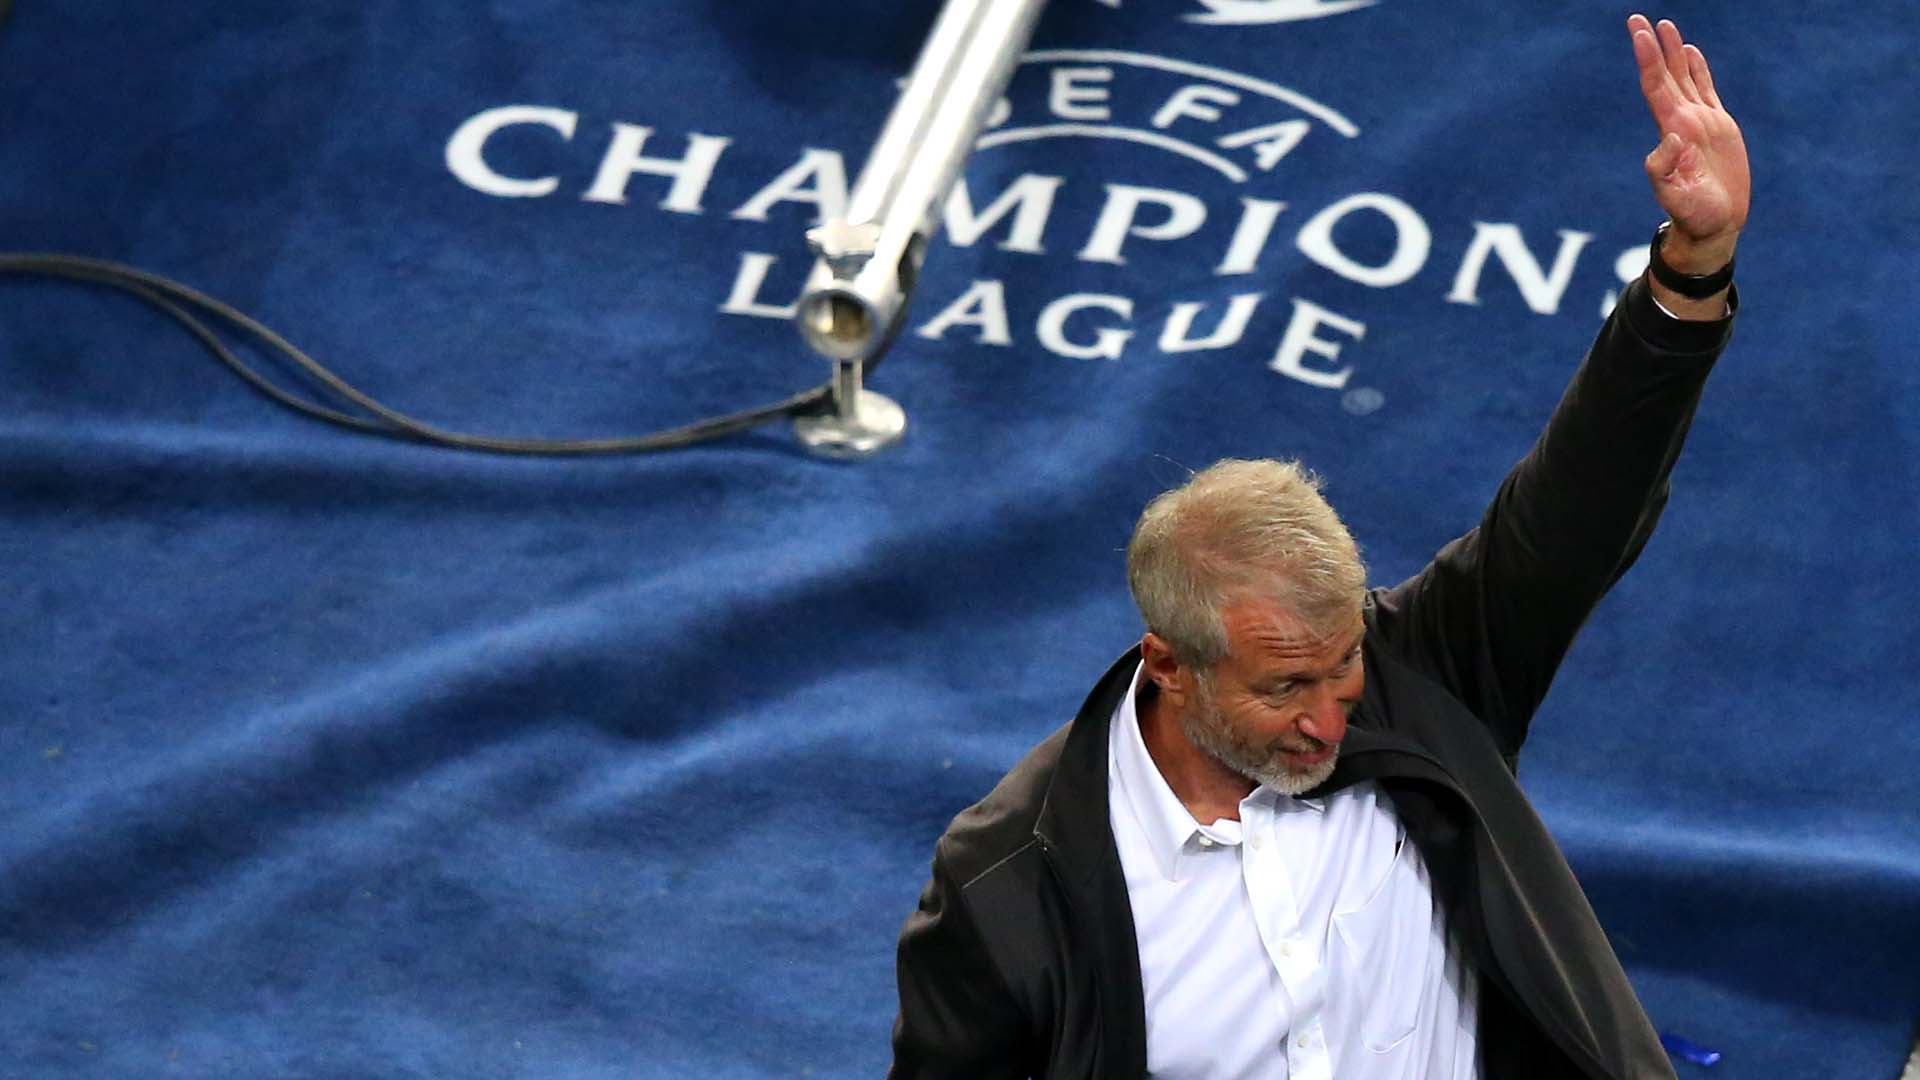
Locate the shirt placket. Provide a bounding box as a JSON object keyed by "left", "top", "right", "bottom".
{"left": 1240, "top": 794, "right": 1332, "bottom": 1080}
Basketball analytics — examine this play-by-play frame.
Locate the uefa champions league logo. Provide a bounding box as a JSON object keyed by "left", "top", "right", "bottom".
{"left": 448, "top": 0, "right": 1640, "bottom": 403}
{"left": 1094, "top": 0, "right": 1379, "bottom": 25}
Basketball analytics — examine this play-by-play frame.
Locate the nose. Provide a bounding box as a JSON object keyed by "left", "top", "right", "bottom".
{"left": 1297, "top": 685, "right": 1348, "bottom": 748}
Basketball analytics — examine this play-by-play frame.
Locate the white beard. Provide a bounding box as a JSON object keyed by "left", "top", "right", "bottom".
{"left": 1179, "top": 689, "right": 1339, "bottom": 796}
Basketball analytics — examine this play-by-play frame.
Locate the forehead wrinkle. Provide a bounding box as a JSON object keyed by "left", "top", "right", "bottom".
{"left": 1219, "top": 602, "right": 1362, "bottom": 667}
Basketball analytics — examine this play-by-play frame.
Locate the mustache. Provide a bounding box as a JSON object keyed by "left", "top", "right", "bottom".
{"left": 1273, "top": 733, "right": 1332, "bottom": 755}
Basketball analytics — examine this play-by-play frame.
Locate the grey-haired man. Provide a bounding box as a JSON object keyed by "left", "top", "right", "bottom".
{"left": 892, "top": 15, "right": 1745, "bottom": 1080}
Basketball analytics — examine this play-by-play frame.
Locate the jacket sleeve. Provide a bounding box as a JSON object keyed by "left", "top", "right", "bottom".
{"left": 1368, "top": 275, "right": 1736, "bottom": 760}
{"left": 889, "top": 851, "right": 1034, "bottom": 1079}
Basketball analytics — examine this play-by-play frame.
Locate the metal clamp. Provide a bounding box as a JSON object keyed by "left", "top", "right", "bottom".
{"left": 791, "top": 0, "right": 1049, "bottom": 458}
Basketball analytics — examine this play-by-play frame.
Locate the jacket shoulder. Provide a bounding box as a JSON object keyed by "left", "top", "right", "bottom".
{"left": 934, "top": 722, "right": 1071, "bottom": 887}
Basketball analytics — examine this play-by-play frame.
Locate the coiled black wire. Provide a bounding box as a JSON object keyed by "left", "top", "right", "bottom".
{"left": 0, "top": 253, "right": 833, "bottom": 454}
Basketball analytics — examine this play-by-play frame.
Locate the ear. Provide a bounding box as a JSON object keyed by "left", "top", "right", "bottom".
{"left": 1139, "top": 633, "right": 1193, "bottom": 709}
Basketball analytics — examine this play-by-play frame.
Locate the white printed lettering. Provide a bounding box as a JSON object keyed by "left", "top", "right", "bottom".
{"left": 1446, "top": 222, "right": 1594, "bottom": 315}
{"left": 943, "top": 174, "right": 1064, "bottom": 254}
{"left": 1217, "top": 119, "right": 1311, "bottom": 171}
{"left": 1160, "top": 293, "right": 1264, "bottom": 352}
{"left": 719, "top": 252, "right": 800, "bottom": 319}
{"left": 731, "top": 149, "right": 849, "bottom": 223}
{"left": 1038, "top": 293, "right": 1134, "bottom": 360}
{"left": 1152, "top": 85, "right": 1240, "bottom": 130}
{"left": 1049, "top": 68, "right": 1114, "bottom": 121}
{"left": 916, "top": 280, "right": 1014, "bottom": 346}
{"left": 582, "top": 124, "right": 730, "bottom": 214}
{"left": 1215, "top": 197, "right": 1288, "bottom": 276}
{"left": 1079, "top": 184, "right": 1208, "bottom": 265}
{"left": 445, "top": 106, "right": 577, "bottom": 198}
{"left": 1269, "top": 297, "right": 1364, "bottom": 388}
{"left": 1295, "top": 192, "right": 1430, "bottom": 288}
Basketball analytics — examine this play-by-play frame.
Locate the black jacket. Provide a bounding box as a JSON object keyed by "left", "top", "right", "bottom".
{"left": 890, "top": 277, "right": 1737, "bottom": 1080}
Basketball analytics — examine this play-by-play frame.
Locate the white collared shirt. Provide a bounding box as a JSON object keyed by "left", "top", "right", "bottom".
{"left": 1107, "top": 663, "right": 1480, "bottom": 1080}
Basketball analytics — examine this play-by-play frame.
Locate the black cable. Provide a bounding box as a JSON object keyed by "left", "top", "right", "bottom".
{"left": 0, "top": 253, "right": 833, "bottom": 454}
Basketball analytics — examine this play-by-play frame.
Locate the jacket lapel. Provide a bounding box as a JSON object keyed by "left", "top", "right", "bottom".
{"left": 1032, "top": 649, "right": 1150, "bottom": 1078}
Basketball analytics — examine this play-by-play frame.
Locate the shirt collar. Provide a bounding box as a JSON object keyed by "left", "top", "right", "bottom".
{"left": 1111, "top": 663, "right": 1210, "bottom": 882}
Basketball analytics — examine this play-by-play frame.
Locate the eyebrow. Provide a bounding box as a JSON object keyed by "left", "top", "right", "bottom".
{"left": 1249, "top": 631, "right": 1365, "bottom": 689}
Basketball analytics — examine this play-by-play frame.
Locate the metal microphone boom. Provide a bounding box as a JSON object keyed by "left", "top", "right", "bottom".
{"left": 792, "top": 0, "right": 1049, "bottom": 457}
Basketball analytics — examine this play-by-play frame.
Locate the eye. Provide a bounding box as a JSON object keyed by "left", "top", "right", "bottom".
{"left": 1262, "top": 681, "right": 1299, "bottom": 702}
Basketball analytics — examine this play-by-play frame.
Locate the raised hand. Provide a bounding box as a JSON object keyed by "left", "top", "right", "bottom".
{"left": 1628, "top": 14, "right": 1749, "bottom": 273}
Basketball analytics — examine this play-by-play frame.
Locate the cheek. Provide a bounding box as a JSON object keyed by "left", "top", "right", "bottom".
{"left": 1230, "top": 701, "right": 1304, "bottom": 742}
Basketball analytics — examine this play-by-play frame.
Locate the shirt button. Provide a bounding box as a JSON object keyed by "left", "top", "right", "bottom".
{"left": 1279, "top": 942, "right": 1293, "bottom": 958}
{"left": 1250, "top": 835, "right": 1264, "bottom": 850}
{"left": 1197, "top": 836, "right": 1214, "bottom": 848}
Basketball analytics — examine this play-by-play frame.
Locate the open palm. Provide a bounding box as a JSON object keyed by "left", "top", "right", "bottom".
{"left": 1630, "top": 14, "right": 1750, "bottom": 246}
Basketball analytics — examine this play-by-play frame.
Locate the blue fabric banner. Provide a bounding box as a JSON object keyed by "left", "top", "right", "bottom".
{"left": 2, "top": 2, "right": 1915, "bottom": 1076}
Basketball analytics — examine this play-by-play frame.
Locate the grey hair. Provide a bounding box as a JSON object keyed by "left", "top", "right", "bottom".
{"left": 1126, "top": 458, "right": 1367, "bottom": 669}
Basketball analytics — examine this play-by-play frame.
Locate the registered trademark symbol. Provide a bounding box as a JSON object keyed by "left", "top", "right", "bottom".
{"left": 1341, "top": 387, "right": 1384, "bottom": 415}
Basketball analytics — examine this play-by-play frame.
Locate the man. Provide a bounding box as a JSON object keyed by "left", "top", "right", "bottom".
{"left": 891, "top": 14, "right": 1747, "bottom": 1080}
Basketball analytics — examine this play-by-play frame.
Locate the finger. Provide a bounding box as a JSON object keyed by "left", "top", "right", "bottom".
{"left": 1632, "top": 27, "right": 1681, "bottom": 124}
{"left": 1627, "top": 13, "right": 1659, "bottom": 76}
{"left": 1685, "top": 43, "right": 1723, "bottom": 110}
{"left": 1657, "top": 19, "right": 1702, "bottom": 102}
{"left": 1644, "top": 131, "right": 1682, "bottom": 181}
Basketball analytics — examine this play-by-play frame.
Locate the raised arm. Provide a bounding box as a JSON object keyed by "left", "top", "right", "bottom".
{"left": 1368, "top": 16, "right": 1745, "bottom": 756}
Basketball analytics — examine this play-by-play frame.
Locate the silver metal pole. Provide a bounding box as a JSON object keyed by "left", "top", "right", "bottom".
{"left": 793, "top": 0, "right": 1049, "bottom": 458}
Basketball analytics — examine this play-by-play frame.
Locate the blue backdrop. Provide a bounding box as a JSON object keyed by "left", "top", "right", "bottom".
{"left": 2, "top": 2, "right": 1915, "bottom": 1077}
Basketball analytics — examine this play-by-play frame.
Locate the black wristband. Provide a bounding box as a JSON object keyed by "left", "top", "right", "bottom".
{"left": 1649, "top": 221, "right": 1735, "bottom": 299}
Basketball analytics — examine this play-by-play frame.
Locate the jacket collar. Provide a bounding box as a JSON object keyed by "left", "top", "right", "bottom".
{"left": 1027, "top": 648, "right": 1151, "bottom": 1077}
{"left": 1033, "top": 648, "right": 1138, "bottom": 887}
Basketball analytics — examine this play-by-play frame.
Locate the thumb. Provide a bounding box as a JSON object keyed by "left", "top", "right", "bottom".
{"left": 1644, "top": 131, "right": 1683, "bottom": 181}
